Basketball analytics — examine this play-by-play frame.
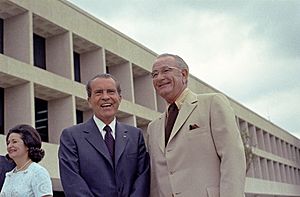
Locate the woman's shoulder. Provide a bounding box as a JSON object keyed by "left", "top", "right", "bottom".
{"left": 28, "top": 162, "right": 49, "bottom": 175}
{"left": 4, "top": 168, "right": 15, "bottom": 177}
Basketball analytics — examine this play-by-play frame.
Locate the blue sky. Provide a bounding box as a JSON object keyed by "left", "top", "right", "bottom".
{"left": 68, "top": 0, "right": 300, "bottom": 138}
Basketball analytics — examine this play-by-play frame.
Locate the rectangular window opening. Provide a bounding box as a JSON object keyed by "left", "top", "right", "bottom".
{"left": 76, "top": 110, "right": 83, "bottom": 124}
{"left": 73, "top": 52, "right": 81, "bottom": 82}
{"left": 33, "top": 33, "right": 46, "bottom": 69}
{"left": 0, "top": 88, "right": 4, "bottom": 134}
{"left": 0, "top": 18, "right": 4, "bottom": 54}
{"left": 35, "top": 98, "right": 48, "bottom": 142}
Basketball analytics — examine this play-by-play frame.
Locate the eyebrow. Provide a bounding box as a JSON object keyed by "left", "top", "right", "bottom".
{"left": 152, "top": 66, "right": 181, "bottom": 72}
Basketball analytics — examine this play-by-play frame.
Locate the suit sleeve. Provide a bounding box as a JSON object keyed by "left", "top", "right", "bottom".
{"left": 130, "top": 130, "right": 150, "bottom": 197}
{"left": 58, "top": 128, "right": 94, "bottom": 197}
{"left": 210, "top": 94, "right": 246, "bottom": 197}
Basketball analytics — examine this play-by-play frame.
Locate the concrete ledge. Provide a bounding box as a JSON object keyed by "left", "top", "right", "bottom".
{"left": 245, "top": 177, "right": 300, "bottom": 196}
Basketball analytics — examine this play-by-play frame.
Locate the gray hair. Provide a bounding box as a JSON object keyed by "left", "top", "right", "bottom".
{"left": 86, "top": 73, "right": 121, "bottom": 97}
{"left": 157, "top": 53, "right": 189, "bottom": 71}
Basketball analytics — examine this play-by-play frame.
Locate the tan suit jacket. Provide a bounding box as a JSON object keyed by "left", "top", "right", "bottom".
{"left": 146, "top": 90, "right": 246, "bottom": 197}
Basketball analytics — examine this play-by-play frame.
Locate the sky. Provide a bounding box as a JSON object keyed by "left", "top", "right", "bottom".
{"left": 68, "top": 0, "right": 300, "bottom": 139}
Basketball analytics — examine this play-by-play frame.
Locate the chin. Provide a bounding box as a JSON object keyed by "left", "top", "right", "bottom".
{"left": 103, "top": 112, "right": 116, "bottom": 119}
{"left": 159, "top": 90, "right": 171, "bottom": 98}
{"left": 8, "top": 154, "right": 16, "bottom": 159}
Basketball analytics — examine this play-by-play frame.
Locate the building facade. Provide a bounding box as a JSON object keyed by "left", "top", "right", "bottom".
{"left": 0, "top": 0, "right": 299, "bottom": 196}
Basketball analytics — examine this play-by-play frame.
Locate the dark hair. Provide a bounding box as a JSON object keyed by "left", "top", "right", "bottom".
{"left": 6, "top": 124, "right": 45, "bottom": 163}
{"left": 86, "top": 73, "right": 122, "bottom": 97}
{"left": 157, "top": 53, "right": 189, "bottom": 71}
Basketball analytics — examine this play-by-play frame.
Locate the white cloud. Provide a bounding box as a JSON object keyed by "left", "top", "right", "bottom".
{"left": 244, "top": 86, "right": 300, "bottom": 137}
{"left": 68, "top": 0, "right": 300, "bottom": 138}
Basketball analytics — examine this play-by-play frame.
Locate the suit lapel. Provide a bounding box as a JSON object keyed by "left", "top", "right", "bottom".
{"left": 169, "top": 91, "right": 198, "bottom": 143}
{"left": 84, "top": 118, "right": 114, "bottom": 167}
{"left": 157, "top": 113, "right": 167, "bottom": 153}
{"left": 115, "top": 122, "right": 129, "bottom": 166}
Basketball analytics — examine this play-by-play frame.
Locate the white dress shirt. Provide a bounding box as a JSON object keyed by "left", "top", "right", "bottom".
{"left": 93, "top": 115, "right": 116, "bottom": 139}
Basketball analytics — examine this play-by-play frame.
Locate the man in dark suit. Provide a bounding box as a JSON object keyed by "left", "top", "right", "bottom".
{"left": 0, "top": 155, "right": 15, "bottom": 190}
{"left": 58, "top": 73, "right": 150, "bottom": 197}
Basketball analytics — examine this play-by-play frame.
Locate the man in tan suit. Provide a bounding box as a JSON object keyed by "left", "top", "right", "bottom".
{"left": 146, "top": 53, "right": 246, "bottom": 197}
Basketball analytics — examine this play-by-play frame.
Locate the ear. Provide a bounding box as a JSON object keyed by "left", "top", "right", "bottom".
{"left": 87, "top": 97, "right": 92, "bottom": 108}
{"left": 181, "top": 69, "right": 189, "bottom": 83}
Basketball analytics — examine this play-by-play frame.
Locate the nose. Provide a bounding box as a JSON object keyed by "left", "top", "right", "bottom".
{"left": 101, "top": 91, "right": 110, "bottom": 100}
{"left": 154, "top": 71, "right": 165, "bottom": 81}
{"left": 7, "top": 142, "right": 12, "bottom": 149}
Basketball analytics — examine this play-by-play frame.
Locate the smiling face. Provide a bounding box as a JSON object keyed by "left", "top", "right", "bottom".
{"left": 152, "top": 56, "right": 188, "bottom": 103}
{"left": 6, "top": 133, "right": 29, "bottom": 161}
{"left": 88, "top": 77, "right": 122, "bottom": 124}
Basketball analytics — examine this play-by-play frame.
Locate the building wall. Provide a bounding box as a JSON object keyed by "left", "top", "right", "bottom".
{"left": 0, "top": 0, "right": 299, "bottom": 196}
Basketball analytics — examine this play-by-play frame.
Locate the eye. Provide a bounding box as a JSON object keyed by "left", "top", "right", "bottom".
{"left": 107, "top": 89, "right": 117, "bottom": 95}
{"left": 94, "top": 90, "right": 103, "bottom": 95}
{"left": 151, "top": 72, "right": 158, "bottom": 78}
{"left": 162, "top": 67, "right": 172, "bottom": 74}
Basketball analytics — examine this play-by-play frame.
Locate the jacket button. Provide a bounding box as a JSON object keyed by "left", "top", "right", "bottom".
{"left": 173, "top": 192, "right": 181, "bottom": 196}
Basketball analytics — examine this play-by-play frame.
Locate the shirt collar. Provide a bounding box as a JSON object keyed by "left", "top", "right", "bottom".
{"left": 93, "top": 115, "right": 116, "bottom": 138}
{"left": 167, "top": 88, "right": 189, "bottom": 110}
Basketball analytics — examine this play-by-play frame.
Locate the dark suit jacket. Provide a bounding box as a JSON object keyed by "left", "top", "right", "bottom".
{"left": 58, "top": 118, "right": 150, "bottom": 197}
{"left": 0, "top": 156, "right": 15, "bottom": 190}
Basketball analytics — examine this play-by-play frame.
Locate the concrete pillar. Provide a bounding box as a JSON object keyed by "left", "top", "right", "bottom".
{"left": 48, "top": 95, "right": 75, "bottom": 144}
{"left": 4, "top": 11, "right": 32, "bottom": 64}
{"left": 46, "top": 31, "right": 72, "bottom": 79}
{"left": 4, "top": 82, "right": 34, "bottom": 132}
{"left": 80, "top": 48, "right": 105, "bottom": 85}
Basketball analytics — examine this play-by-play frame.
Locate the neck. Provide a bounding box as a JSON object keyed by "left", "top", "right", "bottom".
{"left": 15, "top": 159, "right": 32, "bottom": 172}
{"left": 94, "top": 114, "right": 114, "bottom": 125}
{"left": 166, "top": 87, "right": 187, "bottom": 104}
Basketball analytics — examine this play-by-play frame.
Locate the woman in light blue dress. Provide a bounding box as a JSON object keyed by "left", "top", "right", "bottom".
{"left": 0, "top": 124, "right": 53, "bottom": 197}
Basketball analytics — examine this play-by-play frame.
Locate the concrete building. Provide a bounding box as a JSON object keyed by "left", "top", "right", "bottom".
{"left": 0, "top": 0, "right": 299, "bottom": 196}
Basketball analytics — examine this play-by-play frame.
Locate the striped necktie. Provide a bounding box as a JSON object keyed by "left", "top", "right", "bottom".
{"left": 104, "top": 125, "right": 115, "bottom": 160}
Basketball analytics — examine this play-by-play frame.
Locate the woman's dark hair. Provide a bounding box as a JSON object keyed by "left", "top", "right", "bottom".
{"left": 6, "top": 124, "right": 45, "bottom": 163}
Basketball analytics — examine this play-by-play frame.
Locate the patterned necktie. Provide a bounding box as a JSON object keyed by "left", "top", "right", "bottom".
{"left": 165, "top": 103, "right": 179, "bottom": 146}
{"left": 104, "top": 125, "right": 115, "bottom": 159}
